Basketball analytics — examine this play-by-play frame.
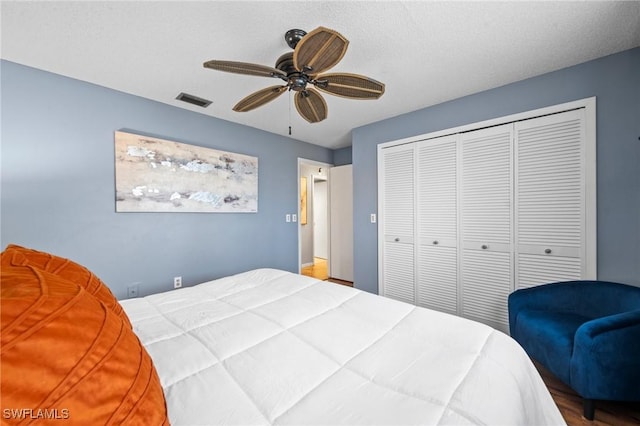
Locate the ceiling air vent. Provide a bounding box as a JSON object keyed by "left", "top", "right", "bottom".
{"left": 176, "top": 92, "right": 212, "bottom": 108}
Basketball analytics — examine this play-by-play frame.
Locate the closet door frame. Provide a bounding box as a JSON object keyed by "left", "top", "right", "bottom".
{"left": 377, "top": 97, "right": 597, "bottom": 295}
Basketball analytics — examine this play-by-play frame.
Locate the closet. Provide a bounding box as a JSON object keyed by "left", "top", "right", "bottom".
{"left": 378, "top": 100, "right": 596, "bottom": 333}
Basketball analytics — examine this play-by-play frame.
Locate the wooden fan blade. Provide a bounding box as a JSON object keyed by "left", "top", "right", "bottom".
{"left": 293, "top": 27, "right": 348, "bottom": 76}
{"left": 314, "top": 73, "right": 385, "bottom": 99}
{"left": 204, "top": 60, "right": 286, "bottom": 78}
{"left": 294, "top": 88, "right": 328, "bottom": 123}
{"left": 233, "top": 86, "right": 287, "bottom": 112}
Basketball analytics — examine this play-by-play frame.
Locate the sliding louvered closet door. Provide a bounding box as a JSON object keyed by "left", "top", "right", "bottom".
{"left": 380, "top": 144, "right": 415, "bottom": 304}
{"left": 460, "top": 124, "right": 514, "bottom": 330}
{"left": 515, "top": 109, "right": 587, "bottom": 288}
{"left": 416, "top": 135, "right": 458, "bottom": 315}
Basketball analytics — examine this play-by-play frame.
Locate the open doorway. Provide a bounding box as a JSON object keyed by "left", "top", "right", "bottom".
{"left": 298, "top": 159, "right": 332, "bottom": 279}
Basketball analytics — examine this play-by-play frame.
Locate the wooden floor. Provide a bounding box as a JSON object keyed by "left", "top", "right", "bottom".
{"left": 301, "top": 257, "right": 353, "bottom": 287}
{"left": 535, "top": 361, "right": 640, "bottom": 426}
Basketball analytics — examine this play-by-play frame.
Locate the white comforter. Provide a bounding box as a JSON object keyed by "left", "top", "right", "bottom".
{"left": 121, "top": 268, "right": 565, "bottom": 425}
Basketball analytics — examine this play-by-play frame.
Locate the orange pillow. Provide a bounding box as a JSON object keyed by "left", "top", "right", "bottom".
{"left": 3, "top": 244, "right": 131, "bottom": 328}
{"left": 0, "top": 262, "right": 169, "bottom": 425}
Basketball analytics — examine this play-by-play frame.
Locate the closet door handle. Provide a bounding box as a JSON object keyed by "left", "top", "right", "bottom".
{"left": 481, "top": 244, "right": 488, "bottom": 250}
{"left": 545, "top": 248, "right": 552, "bottom": 254}
{"left": 433, "top": 240, "right": 439, "bottom": 245}
{"left": 394, "top": 238, "right": 400, "bottom": 242}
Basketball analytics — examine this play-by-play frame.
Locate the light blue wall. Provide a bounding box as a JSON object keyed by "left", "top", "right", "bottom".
{"left": 333, "top": 146, "right": 352, "bottom": 166}
{"left": 352, "top": 47, "right": 640, "bottom": 294}
{"left": 1, "top": 60, "right": 333, "bottom": 298}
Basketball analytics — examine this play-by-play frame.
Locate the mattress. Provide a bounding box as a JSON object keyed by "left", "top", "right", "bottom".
{"left": 120, "top": 268, "right": 565, "bottom": 425}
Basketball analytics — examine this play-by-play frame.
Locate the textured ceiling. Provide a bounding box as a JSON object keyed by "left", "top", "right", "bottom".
{"left": 2, "top": 1, "right": 639, "bottom": 149}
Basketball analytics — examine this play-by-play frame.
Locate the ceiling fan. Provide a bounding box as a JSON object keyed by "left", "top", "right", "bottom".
{"left": 203, "top": 26, "right": 385, "bottom": 124}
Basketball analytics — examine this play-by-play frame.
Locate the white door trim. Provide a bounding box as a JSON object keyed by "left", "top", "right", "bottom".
{"left": 297, "top": 158, "right": 333, "bottom": 274}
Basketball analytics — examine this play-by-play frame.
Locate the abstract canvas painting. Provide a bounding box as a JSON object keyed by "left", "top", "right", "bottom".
{"left": 115, "top": 131, "right": 258, "bottom": 213}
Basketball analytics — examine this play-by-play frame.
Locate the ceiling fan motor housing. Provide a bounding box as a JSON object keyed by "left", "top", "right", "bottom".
{"left": 276, "top": 52, "right": 309, "bottom": 91}
{"left": 275, "top": 52, "right": 297, "bottom": 75}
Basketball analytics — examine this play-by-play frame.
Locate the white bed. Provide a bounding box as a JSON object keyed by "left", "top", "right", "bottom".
{"left": 120, "top": 268, "right": 565, "bottom": 425}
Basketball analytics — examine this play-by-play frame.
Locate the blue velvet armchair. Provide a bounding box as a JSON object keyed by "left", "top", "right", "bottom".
{"left": 508, "top": 280, "right": 640, "bottom": 420}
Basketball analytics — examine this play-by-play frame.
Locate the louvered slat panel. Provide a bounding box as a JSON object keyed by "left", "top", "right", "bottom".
{"left": 381, "top": 144, "right": 415, "bottom": 302}
{"left": 417, "top": 137, "right": 457, "bottom": 244}
{"left": 461, "top": 125, "right": 512, "bottom": 245}
{"left": 382, "top": 146, "right": 414, "bottom": 238}
{"left": 461, "top": 249, "right": 512, "bottom": 331}
{"left": 517, "top": 254, "right": 581, "bottom": 289}
{"left": 417, "top": 245, "right": 457, "bottom": 314}
{"left": 383, "top": 242, "right": 415, "bottom": 303}
{"left": 516, "top": 113, "right": 584, "bottom": 248}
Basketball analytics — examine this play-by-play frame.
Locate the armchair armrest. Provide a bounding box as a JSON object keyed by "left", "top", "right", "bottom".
{"left": 578, "top": 309, "right": 640, "bottom": 339}
{"left": 571, "top": 310, "right": 640, "bottom": 400}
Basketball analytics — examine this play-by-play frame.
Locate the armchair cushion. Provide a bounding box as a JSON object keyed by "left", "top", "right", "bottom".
{"left": 513, "top": 310, "right": 590, "bottom": 385}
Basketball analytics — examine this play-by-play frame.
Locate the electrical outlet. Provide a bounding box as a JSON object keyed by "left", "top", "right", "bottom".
{"left": 292, "top": 214, "right": 297, "bottom": 222}
{"left": 174, "top": 276, "right": 182, "bottom": 289}
{"left": 127, "top": 283, "right": 139, "bottom": 298}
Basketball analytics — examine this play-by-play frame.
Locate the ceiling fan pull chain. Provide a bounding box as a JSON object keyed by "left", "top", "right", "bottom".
{"left": 288, "top": 91, "right": 292, "bottom": 135}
